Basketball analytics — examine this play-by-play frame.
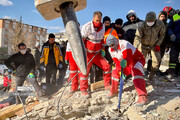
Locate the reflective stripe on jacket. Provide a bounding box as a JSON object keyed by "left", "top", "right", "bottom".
{"left": 40, "top": 41, "right": 63, "bottom": 66}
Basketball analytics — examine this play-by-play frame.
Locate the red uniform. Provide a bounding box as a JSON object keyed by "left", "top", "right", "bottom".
{"left": 80, "top": 21, "right": 111, "bottom": 91}
{"left": 65, "top": 42, "right": 79, "bottom": 91}
{"left": 109, "top": 40, "right": 147, "bottom": 96}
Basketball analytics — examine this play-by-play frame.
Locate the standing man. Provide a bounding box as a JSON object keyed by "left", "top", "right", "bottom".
{"left": 106, "top": 35, "right": 148, "bottom": 106}
{"left": 80, "top": 11, "right": 111, "bottom": 98}
{"left": 5, "top": 43, "right": 46, "bottom": 104}
{"left": 134, "top": 12, "right": 165, "bottom": 81}
{"left": 157, "top": 11, "right": 171, "bottom": 75}
{"left": 123, "top": 10, "right": 143, "bottom": 44}
{"left": 167, "top": 12, "right": 180, "bottom": 79}
{"left": 40, "top": 33, "right": 63, "bottom": 84}
{"left": 114, "top": 18, "right": 124, "bottom": 39}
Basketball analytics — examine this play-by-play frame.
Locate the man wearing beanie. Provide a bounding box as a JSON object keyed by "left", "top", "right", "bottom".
{"left": 114, "top": 18, "right": 125, "bottom": 39}
{"left": 123, "top": 10, "right": 143, "bottom": 44}
{"left": 134, "top": 11, "right": 166, "bottom": 82}
{"left": 106, "top": 35, "right": 148, "bottom": 106}
{"left": 156, "top": 11, "right": 171, "bottom": 76}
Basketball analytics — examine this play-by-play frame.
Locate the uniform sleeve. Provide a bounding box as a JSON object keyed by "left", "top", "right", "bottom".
{"left": 57, "top": 44, "right": 63, "bottom": 62}
{"left": 134, "top": 26, "right": 143, "bottom": 48}
{"left": 156, "top": 22, "right": 166, "bottom": 46}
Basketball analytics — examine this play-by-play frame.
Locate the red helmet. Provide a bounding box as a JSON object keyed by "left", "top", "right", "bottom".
{"left": 163, "top": 6, "right": 172, "bottom": 15}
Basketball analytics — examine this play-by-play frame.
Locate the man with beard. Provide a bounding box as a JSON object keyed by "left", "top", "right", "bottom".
{"left": 123, "top": 10, "right": 143, "bottom": 44}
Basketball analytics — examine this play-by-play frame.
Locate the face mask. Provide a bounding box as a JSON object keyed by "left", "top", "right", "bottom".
{"left": 20, "top": 50, "right": 26, "bottom": 54}
{"left": 146, "top": 22, "right": 155, "bottom": 27}
{"left": 93, "top": 21, "right": 101, "bottom": 28}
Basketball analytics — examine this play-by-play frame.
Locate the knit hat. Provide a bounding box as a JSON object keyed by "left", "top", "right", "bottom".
{"left": 106, "top": 35, "right": 118, "bottom": 46}
{"left": 103, "top": 16, "right": 111, "bottom": 23}
{"left": 146, "top": 12, "right": 156, "bottom": 22}
{"left": 115, "top": 18, "right": 123, "bottom": 25}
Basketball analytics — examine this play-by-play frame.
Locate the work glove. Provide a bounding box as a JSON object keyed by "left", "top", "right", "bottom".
{"left": 28, "top": 73, "right": 35, "bottom": 78}
{"left": 101, "top": 50, "right": 106, "bottom": 57}
{"left": 155, "top": 45, "right": 160, "bottom": 52}
{"left": 120, "top": 59, "right": 127, "bottom": 68}
{"left": 170, "top": 34, "right": 176, "bottom": 42}
{"left": 58, "top": 63, "right": 63, "bottom": 69}
{"left": 65, "top": 60, "right": 69, "bottom": 64}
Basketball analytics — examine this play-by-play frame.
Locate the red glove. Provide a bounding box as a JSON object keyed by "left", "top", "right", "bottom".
{"left": 155, "top": 45, "right": 160, "bottom": 52}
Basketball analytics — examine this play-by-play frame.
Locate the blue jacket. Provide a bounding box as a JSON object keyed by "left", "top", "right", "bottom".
{"left": 168, "top": 13, "right": 180, "bottom": 42}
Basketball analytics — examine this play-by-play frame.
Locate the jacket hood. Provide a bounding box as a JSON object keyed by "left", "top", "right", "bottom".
{"left": 126, "top": 10, "right": 137, "bottom": 21}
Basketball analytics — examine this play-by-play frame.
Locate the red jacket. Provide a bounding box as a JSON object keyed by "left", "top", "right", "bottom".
{"left": 81, "top": 21, "right": 105, "bottom": 53}
{"left": 109, "top": 40, "right": 145, "bottom": 70}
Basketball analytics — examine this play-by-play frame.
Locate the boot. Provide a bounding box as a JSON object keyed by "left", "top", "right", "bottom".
{"left": 106, "top": 92, "right": 118, "bottom": 99}
{"left": 81, "top": 91, "right": 90, "bottom": 99}
{"left": 135, "top": 95, "right": 148, "bottom": 107}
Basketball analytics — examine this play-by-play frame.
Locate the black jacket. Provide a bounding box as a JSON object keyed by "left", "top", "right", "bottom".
{"left": 5, "top": 52, "right": 35, "bottom": 77}
{"left": 123, "top": 18, "right": 143, "bottom": 44}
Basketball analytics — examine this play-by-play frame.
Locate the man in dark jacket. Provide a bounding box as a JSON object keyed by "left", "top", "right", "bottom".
{"left": 157, "top": 11, "right": 171, "bottom": 76}
{"left": 167, "top": 12, "right": 180, "bottom": 79}
{"left": 123, "top": 10, "right": 143, "bottom": 44}
{"left": 5, "top": 43, "right": 45, "bottom": 104}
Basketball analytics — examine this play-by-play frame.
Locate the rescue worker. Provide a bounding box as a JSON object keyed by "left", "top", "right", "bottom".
{"left": 167, "top": 11, "right": 180, "bottom": 79}
{"left": 157, "top": 11, "right": 171, "bottom": 76}
{"left": 134, "top": 12, "right": 166, "bottom": 81}
{"left": 5, "top": 43, "right": 46, "bottom": 104}
{"left": 65, "top": 42, "right": 79, "bottom": 93}
{"left": 40, "top": 33, "right": 63, "bottom": 84}
{"left": 106, "top": 35, "right": 148, "bottom": 106}
{"left": 80, "top": 11, "right": 111, "bottom": 98}
{"left": 123, "top": 10, "right": 143, "bottom": 44}
{"left": 114, "top": 18, "right": 125, "bottom": 39}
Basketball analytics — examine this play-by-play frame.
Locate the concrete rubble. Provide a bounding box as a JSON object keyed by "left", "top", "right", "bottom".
{"left": 0, "top": 66, "right": 180, "bottom": 120}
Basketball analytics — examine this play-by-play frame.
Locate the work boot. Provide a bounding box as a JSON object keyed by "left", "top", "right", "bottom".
{"left": 81, "top": 91, "right": 90, "bottom": 99}
{"left": 70, "top": 88, "right": 78, "bottom": 93}
{"left": 106, "top": 92, "right": 118, "bottom": 99}
{"left": 135, "top": 95, "right": 148, "bottom": 107}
